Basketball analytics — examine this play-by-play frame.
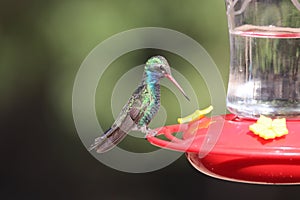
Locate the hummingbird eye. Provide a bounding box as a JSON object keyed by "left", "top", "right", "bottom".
{"left": 159, "top": 65, "right": 165, "bottom": 73}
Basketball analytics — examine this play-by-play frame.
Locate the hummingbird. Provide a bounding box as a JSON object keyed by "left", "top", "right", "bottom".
{"left": 89, "top": 55, "right": 190, "bottom": 153}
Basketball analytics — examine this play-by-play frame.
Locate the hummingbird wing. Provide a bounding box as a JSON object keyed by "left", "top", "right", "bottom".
{"left": 89, "top": 84, "right": 150, "bottom": 153}
{"left": 128, "top": 85, "right": 153, "bottom": 126}
{"left": 88, "top": 113, "right": 136, "bottom": 153}
{"left": 88, "top": 115, "right": 134, "bottom": 153}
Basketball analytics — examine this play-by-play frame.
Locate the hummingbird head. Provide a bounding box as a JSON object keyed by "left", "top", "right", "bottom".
{"left": 145, "top": 56, "right": 190, "bottom": 101}
{"left": 145, "top": 55, "right": 171, "bottom": 77}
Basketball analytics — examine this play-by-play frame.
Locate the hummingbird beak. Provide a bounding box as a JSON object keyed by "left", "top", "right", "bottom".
{"left": 165, "top": 74, "right": 190, "bottom": 101}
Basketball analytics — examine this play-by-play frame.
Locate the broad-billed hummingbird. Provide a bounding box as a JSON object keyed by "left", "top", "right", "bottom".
{"left": 89, "top": 56, "right": 190, "bottom": 153}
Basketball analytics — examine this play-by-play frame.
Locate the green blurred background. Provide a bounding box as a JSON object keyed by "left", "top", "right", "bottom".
{"left": 2, "top": 0, "right": 300, "bottom": 199}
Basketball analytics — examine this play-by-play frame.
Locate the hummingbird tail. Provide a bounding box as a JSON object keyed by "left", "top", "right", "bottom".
{"left": 88, "top": 135, "right": 106, "bottom": 152}
{"left": 88, "top": 127, "right": 127, "bottom": 153}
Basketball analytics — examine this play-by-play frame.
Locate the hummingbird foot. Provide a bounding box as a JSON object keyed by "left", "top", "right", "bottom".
{"left": 139, "top": 126, "right": 158, "bottom": 137}
{"left": 146, "top": 129, "right": 158, "bottom": 137}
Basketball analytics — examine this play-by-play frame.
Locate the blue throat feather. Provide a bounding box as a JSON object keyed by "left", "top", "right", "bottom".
{"left": 137, "top": 70, "right": 161, "bottom": 126}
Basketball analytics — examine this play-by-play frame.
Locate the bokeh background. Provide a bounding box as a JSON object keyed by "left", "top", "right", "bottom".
{"left": 2, "top": 0, "right": 300, "bottom": 199}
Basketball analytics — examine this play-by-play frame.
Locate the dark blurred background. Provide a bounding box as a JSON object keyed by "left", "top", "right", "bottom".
{"left": 1, "top": 0, "right": 300, "bottom": 199}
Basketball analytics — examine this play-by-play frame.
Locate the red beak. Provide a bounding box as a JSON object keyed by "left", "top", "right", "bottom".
{"left": 165, "top": 74, "right": 190, "bottom": 101}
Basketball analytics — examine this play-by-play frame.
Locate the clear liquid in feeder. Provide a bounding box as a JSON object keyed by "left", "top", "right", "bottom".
{"left": 225, "top": 0, "right": 300, "bottom": 118}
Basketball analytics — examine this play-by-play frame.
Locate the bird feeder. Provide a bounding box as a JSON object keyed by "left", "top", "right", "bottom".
{"left": 147, "top": 0, "right": 300, "bottom": 184}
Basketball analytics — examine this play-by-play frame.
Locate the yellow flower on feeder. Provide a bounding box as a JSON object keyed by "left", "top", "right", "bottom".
{"left": 177, "top": 106, "right": 213, "bottom": 124}
{"left": 249, "top": 115, "right": 288, "bottom": 140}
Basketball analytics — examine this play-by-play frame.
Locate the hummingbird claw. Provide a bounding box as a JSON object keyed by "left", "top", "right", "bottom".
{"left": 139, "top": 126, "right": 148, "bottom": 134}
{"left": 145, "top": 129, "right": 158, "bottom": 137}
{"left": 139, "top": 126, "right": 157, "bottom": 137}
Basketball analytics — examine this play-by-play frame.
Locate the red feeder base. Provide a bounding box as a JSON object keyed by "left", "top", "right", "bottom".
{"left": 147, "top": 114, "right": 300, "bottom": 184}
